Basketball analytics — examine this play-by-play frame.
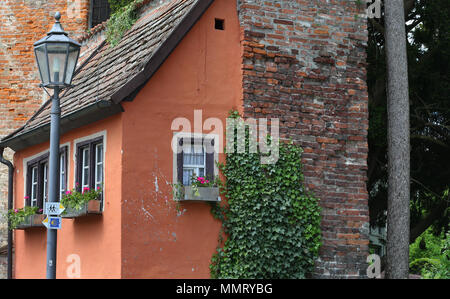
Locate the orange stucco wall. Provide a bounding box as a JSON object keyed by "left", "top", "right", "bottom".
{"left": 12, "top": 114, "right": 123, "bottom": 278}
{"left": 120, "top": 0, "right": 242, "bottom": 278}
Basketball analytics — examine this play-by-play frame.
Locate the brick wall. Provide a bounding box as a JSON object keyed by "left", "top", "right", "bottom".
{"left": 237, "top": 0, "right": 370, "bottom": 278}
{"left": 0, "top": 0, "right": 90, "bottom": 279}
{"left": 0, "top": 248, "right": 6, "bottom": 279}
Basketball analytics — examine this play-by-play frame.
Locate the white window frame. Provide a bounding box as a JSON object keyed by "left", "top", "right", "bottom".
{"left": 22, "top": 143, "right": 70, "bottom": 207}
{"left": 94, "top": 143, "right": 104, "bottom": 191}
{"left": 30, "top": 166, "right": 38, "bottom": 207}
{"left": 59, "top": 151, "right": 66, "bottom": 200}
{"left": 73, "top": 131, "right": 107, "bottom": 210}
{"left": 182, "top": 143, "right": 206, "bottom": 186}
{"left": 81, "top": 146, "right": 90, "bottom": 190}
{"left": 172, "top": 132, "right": 219, "bottom": 185}
{"left": 43, "top": 163, "right": 49, "bottom": 202}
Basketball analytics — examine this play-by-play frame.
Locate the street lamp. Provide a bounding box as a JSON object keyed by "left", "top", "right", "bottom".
{"left": 34, "top": 12, "right": 80, "bottom": 89}
{"left": 33, "top": 12, "right": 80, "bottom": 279}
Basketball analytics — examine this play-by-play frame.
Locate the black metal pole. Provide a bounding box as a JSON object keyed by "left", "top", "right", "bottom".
{"left": 0, "top": 147, "right": 14, "bottom": 279}
{"left": 46, "top": 86, "right": 60, "bottom": 279}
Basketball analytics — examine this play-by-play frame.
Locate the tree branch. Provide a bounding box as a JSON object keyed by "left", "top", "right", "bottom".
{"left": 410, "top": 134, "right": 450, "bottom": 148}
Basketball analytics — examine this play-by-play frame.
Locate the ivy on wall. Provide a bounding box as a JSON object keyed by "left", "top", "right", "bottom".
{"left": 108, "top": 0, "right": 136, "bottom": 13}
{"left": 210, "top": 111, "right": 322, "bottom": 278}
{"left": 106, "top": 0, "right": 144, "bottom": 46}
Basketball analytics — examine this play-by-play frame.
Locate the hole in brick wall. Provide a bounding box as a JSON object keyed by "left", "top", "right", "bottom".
{"left": 215, "top": 18, "right": 225, "bottom": 30}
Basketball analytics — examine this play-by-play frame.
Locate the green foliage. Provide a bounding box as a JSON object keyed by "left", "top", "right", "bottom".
{"left": 61, "top": 187, "right": 102, "bottom": 212}
{"left": 209, "top": 112, "right": 322, "bottom": 279}
{"left": 106, "top": 0, "right": 144, "bottom": 47}
{"left": 171, "top": 182, "right": 185, "bottom": 200}
{"left": 7, "top": 206, "right": 39, "bottom": 230}
{"left": 108, "top": 0, "right": 136, "bottom": 13}
{"left": 409, "top": 228, "right": 450, "bottom": 279}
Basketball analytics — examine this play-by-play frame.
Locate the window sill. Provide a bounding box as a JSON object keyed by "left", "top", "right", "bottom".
{"left": 176, "top": 186, "right": 221, "bottom": 202}
{"left": 61, "top": 200, "right": 102, "bottom": 218}
{"left": 15, "top": 214, "right": 46, "bottom": 230}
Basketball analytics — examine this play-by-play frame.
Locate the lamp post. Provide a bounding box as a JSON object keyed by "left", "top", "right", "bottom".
{"left": 33, "top": 12, "right": 80, "bottom": 279}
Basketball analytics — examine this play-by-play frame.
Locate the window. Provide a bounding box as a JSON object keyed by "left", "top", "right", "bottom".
{"left": 81, "top": 147, "right": 90, "bottom": 190}
{"left": 25, "top": 147, "right": 68, "bottom": 210}
{"left": 76, "top": 137, "right": 104, "bottom": 195}
{"left": 43, "top": 163, "right": 49, "bottom": 202}
{"left": 30, "top": 166, "right": 38, "bottom": 207}
{"left": 89, "top": 0, "right": 111, "bottom": 29}
{"left": 215, "top": 18, "right": 225, "bottom": 30}
{"left": 60, "top": 150, "right": 67, "bottom": 200}
{"left": 176, "top": 137, "right": 216, "bottom": 186}
{"left": 95, "top": 143, "right": 104, "bottom": 191}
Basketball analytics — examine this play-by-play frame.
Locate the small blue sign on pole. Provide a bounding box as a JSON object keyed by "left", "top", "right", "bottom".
{"left": 43, "top": 216, "right": 62, "bottom": 230}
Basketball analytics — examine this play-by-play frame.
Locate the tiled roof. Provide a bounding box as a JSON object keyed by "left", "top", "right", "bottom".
{"left": 1, "top": 0, "right": 212, "bottom": 148}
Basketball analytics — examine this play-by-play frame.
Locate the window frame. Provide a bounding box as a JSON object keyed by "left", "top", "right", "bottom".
{"left": 181, "top": 143, "right": 207, "bottom": 186}
{"left": 25, "top": 146, "right": 68, "bottom": 211}
{"left": 175, "top": 135, "right": 217, "bottom": 186}
{"left": 75, "top": 136, "right": 104, "bottom": 198}
{"left": 88, "top": 0, "right": 112, "bottom": 29}
{"left": 94, "top": 143, "right": 104, "bottom": 191}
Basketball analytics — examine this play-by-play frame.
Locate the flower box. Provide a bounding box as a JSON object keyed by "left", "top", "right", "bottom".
{"left": 15, "top": 214, "right": 46, "bottom": 230}
{"left": 181, "top": 186, "right": 221, "bottom": 202}
{"left": 61, "top": 200, "right": 102, "bottom": 218}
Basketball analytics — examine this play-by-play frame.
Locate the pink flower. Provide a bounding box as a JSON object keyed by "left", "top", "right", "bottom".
{"left": 14, "top": 209, "right": 18, "bottom": 213}
{"left": 24, "top": 196, "right": 29, "bottom": 200}
{"left": 82, "top": 187, "right": 90, "bottom": 194}
{"left": 65, "top": 190, "right": 72, "bottom": 195}
{"left": 39, "top": 209, "right": 43, "bottom": 213}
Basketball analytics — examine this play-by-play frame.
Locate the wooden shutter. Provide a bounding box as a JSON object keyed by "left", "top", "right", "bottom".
{"left": 60, "top": 147, "right": 68, "bottom": 194}
{"left": 26, "top": 165, "right": 32, "bottom": 206}
{"left": 177, "top": 138, "right": 184, "bottom": 184}
{"left": 75, "top": 145, "right": 83, "bottom": 192}
{"left": 205, "top": 138, "right": 215, "bottom": 181}
{"left": 89, "top": 142, "right": 96, "bottom": 190}
{"left": 37, "top": 162, "right": 45, "bottom": 212}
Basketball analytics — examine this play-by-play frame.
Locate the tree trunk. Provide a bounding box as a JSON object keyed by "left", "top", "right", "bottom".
{"left": 384, "top": 0, "right": 411, "bottom": 279}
